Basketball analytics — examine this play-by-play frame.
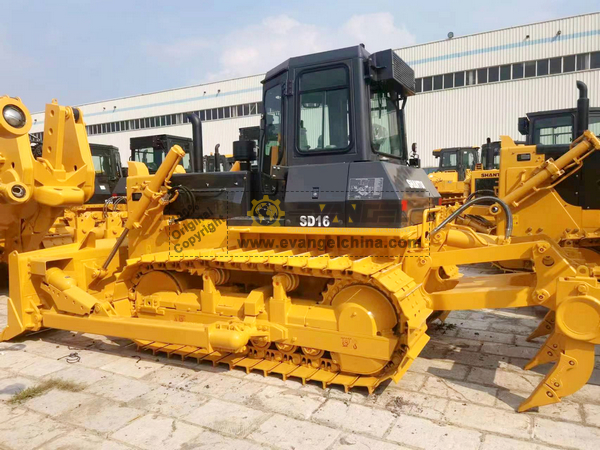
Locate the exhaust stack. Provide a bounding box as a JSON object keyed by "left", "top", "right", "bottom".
{"left": 576, "top": 81, "right": 589, "bottom": 139}
{"left": 187, "top": 113, "right": 204, "bottom": 172}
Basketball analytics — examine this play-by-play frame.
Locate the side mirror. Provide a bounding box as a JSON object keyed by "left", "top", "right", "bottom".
{"left": 518, "top": 117, "right": 529, "bottom": 136}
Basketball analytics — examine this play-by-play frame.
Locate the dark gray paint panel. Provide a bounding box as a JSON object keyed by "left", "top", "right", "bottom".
{"left": 284, "top": 163, "right": 349, "bottom": 226}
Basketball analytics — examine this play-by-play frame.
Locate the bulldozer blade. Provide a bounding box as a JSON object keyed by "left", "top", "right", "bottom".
{"left": 526, "top": 310, "right": 555, "bottom": 342}
{"left": 523, "top": 331, "right": 562, "bottom": 370}
{"left": 518, "top": 335, "right": 595, "bottom": 412}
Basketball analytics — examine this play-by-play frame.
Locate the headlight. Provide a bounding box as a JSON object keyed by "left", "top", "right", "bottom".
{"left": 3, "top": 104, "right": 27, "bottom": 128}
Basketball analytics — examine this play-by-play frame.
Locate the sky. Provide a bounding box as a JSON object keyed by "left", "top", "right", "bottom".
{"left": 2, "top": 1, "right": 598, "bottom": 111}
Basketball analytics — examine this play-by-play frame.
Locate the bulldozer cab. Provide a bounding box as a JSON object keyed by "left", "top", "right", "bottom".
{"left": 130, "top": 134, "right": 193, "bottom": 174}
{"left": 91, "top": 144, "right": 121, "bottom": 185}
{"left": 89, "top": 144, "right": 123, "bottom": 203}
{"left": 166, "top": 46, "right": 439, "bottom": 228}
{"left": 517, "top": 84, "right": 600, "bottom": 209}
{"left": 480, "top": 141, "right": 500, "bottom": 170}
{"left": 432, "top": 147, "right": 479, "bottom": 181}
{"left": 520, "top": 108, "right": 600, "bottom": 147}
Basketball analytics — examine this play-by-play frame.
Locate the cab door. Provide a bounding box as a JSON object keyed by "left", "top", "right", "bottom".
{"left": 259, "top": 74, "right": 287, "bottom": 197}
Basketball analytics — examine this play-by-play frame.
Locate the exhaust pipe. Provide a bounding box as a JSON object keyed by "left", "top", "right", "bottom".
{"left": 576, "top": 81, "right": 589, "bottom": 139}
{"left": 186, "top": 113, "right": 204, "bottom": 172}
{"left": 214, "top": 144, "right": 220, "bottom": 172}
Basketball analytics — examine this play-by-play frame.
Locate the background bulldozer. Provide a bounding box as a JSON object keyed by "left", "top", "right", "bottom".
{"left": 0, "top": 96, "right": 95, "bottom": 260}
{"left": 2, "top": 46, "right": 600, "bottom": 414}
{"left": 448, "top": 82, "right": 600, "bottom": 261}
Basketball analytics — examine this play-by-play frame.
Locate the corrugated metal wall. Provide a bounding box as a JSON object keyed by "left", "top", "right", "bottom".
{"left": 29, "top": 13, "right": 599, "bottom": 168}
{"left": 397, "top": 14, "right": 600, "bottom": 76}
{"left": 408, "top": 70, "right": 600, "bottom": 167}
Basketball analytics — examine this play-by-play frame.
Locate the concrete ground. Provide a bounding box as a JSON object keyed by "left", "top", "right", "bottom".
{"left": 1, "top": 266, "right": 600, "bottom": 450}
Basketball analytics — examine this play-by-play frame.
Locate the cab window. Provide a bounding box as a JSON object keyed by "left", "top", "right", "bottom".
{"left": 297, "top": 67, "right": 350, "bottom": 152}
{"left": 590, "top": 114, "right": 600, "bottom": 136}
{"left": 441, "top": 151, "right": 457, "bottom": 168}
{"left": 370, "top": 87, "right": 404, "bottom": 157}
{"left": 262, "top": 85, "right": 283, "bottom": 172}
{"left": 462, "top": 150, "right": 475, "bottom": 169}
{"left": 533, "top": 115, "right": 573, "bottom": 145}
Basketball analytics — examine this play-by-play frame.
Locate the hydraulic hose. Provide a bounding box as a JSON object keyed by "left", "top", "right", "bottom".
{"left": 466, "top": 190, "right": 497, "bottom": 202}
{"left": 431, "top": 196, "right": 513, "bottom": 238}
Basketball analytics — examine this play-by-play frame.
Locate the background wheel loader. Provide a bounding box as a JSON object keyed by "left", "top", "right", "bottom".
{"left": 2, "top": 46, "right": 600, "bottom": 413}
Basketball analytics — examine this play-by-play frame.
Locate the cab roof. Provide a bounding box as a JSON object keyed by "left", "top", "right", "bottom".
{"left": 264, "top": 45, "right": 371, "bottom": 83}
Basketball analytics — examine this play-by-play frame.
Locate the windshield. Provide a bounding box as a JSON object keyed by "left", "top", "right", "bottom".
{"left": 92, "top": 151, "right": 117, "bottom": 178}
{"left": 132, "top": 147, "right": 191, "bottom": 174}
{"left": 370, "top": 88, "right": 404, "bottom": 158}
{"left": 440, "top": 151, "right": 457, "bottom": 168}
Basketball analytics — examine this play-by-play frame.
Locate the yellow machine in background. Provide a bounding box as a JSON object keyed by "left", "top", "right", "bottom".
{"left": 2, "top": 48, "right": 600, "bottom": 414}
{"left": 0, "top": 96, "right": 95, "bottom": 260}
{"left": 428, "top": 145, "right": 500, "bottom": 205}
{"left": 428, "top": 146, "right": 478, "bottom": 204}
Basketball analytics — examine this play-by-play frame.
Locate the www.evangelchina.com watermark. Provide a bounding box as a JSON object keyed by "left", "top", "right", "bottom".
{"left": 237, "top": 236, "right": 422, "bottom": 251}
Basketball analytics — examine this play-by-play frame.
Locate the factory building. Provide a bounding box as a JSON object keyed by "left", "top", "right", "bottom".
{"left": 30, "top": 12, "right": 600, "bottom": 168}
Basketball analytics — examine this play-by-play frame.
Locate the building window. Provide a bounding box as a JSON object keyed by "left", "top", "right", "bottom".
{"left": 443, "top": 73, "right": 453, "bottom": 89}
{"left": 422, "top": 76, "right": 432, "bottom": 91}
{"left": 218, "top": 108, "right": 224, "bottom": 119}
{"left": 524, "top": 61, "right": 536, "bottom": 78}
{"left": 454, "top": 72, "right": 464, "bottom": 87}
{"left": 512, "top": 63, "right": 524, "bottom": 79}
{"left": 166, "top": 115, "right": 171, "bottom": 126}
{"left": 243, "top": 104, "right": 250, "bottom": 115}
{"left": 537, "top": 59, "right": 549, "bottom": 76}
{"left": 563, "top": 55, "right": 575, "bottom": 73}
{"left": 415, "top": 78, "right": 422, "bottom": 93}
{"left": 466, "top": 70, "right": 476, "bottom": 85}
{"left": 224, "top": 107, "right": 230, "bottom": 118}
{"left": 592, "top": 52, "right": 600, "bottom": 69}
{"left": 576, "top": 53, "right": 590, "bottom": 71}
{"left": 258, "top": 102, "right": 264, "bottom": 114}
{"left": 488, "top": 66, "right": 499, "bottom": 82}
{"left": 550, "top": 57, "right": 562, "bottom": 74}
{"left": 477, "top": 68, "right": 487, "bottom": 84}
{"left": 500, "top": 65, "right": 511, "bottom": 81}
{"left": 237, "top": 105, "right": 244, "bottom": 116}
{"left": 433, "top": 75, "right": 443, "bottom": 90}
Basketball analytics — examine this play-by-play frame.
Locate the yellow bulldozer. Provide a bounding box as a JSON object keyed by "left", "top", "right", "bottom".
{"left": 2, "top": 46, "right": 600, "bottom": 413}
